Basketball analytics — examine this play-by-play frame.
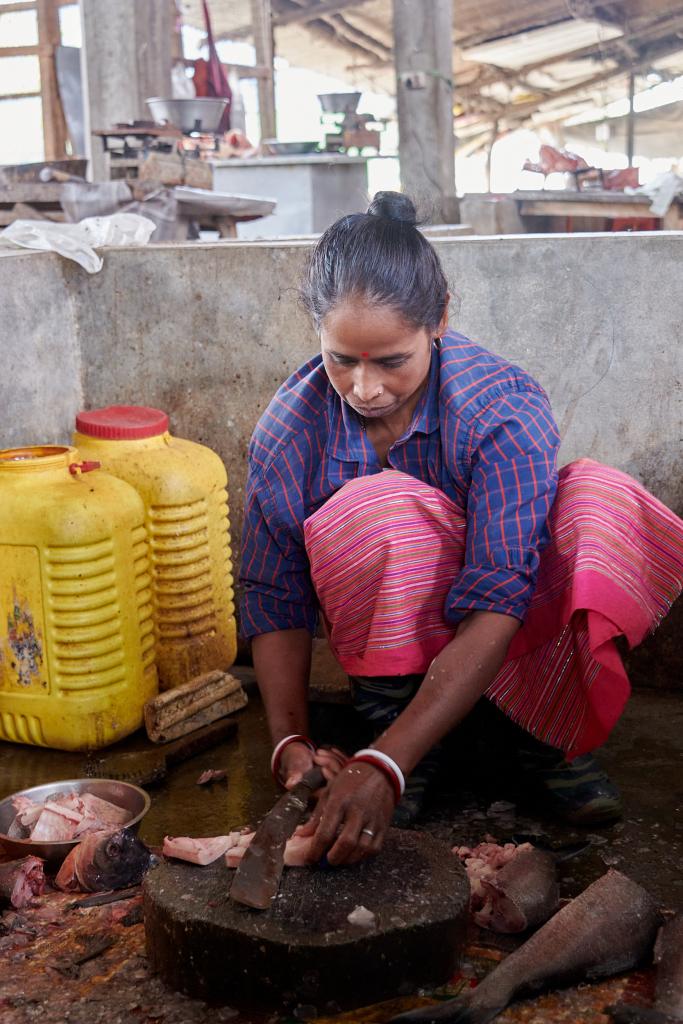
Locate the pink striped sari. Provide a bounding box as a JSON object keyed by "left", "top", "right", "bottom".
{"left": 303, "top": 460, "right": 683, "bottom": 758}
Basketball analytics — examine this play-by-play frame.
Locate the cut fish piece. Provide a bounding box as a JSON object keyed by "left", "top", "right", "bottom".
{"left": 79, "top": 793, "right": 130, "bottom": 826}
{"left": 30, "top": 807, "right": 80, "bottom": 842}
{"left": 163, "top": 835, "right": 236, "bottom": 866}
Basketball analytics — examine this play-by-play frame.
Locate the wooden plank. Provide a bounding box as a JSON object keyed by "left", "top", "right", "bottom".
{"left": 36, "top": 0, "right": 67, "bottom": 160}
{"left": 0, "top": 182, "right": 66, "bottom": 200}
{"left": 0, "top": 205, "right": 65, "bottom": 225}
{"left": 250, "top": 0, "right": 276, "bottom": 140}
{"left": 146, "top": 690, "right": 248, "bottom": 743}
{"left": 144, "top": 670, "right": 243, "bottom": 734}
{"left": 0, "top": 91, "right": 41, "bottom": 101}
{"left": 0, "top": 1, "right": 37, "bottom": 13}
{"left": 513, "top": 190, "right": 651, "bottom": 205}
{"left": 519, "top": 200, "right": 654, "bottom": 219}
{"left": 0, "top": 45, "right": 50, "bottom": 57}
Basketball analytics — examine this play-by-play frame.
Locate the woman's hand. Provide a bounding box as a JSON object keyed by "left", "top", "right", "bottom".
{"left": 278, "top": 741, "right": 316, "bottom": 789}
{"left": 279, "top": 743, "right": 348, "bottom": 789}
{"left": 298, "top": 760, "right": 395, "bottom": 866}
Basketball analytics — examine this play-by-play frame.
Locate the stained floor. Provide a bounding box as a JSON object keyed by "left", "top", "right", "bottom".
{"left": 0, "top": 683, "right": 681, "bottom": 1023}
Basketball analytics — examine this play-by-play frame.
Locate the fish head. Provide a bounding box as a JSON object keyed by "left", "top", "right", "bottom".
{"left": 88, "top": 828, "right": 152, "bottom": 890}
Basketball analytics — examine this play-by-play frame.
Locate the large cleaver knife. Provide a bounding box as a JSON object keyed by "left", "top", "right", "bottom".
{"left": 230, "top": 765, "right": 325, "bottom": 909}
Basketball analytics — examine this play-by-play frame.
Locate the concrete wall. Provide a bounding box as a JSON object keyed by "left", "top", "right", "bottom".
{"left": 0, "top": 251, "right": 83, "bottom": 446}
{"left": 1, "top": 233, "right": 681, "bottom": 686}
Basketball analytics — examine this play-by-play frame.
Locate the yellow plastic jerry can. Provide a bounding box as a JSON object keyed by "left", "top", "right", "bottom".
{"left": 0, "top": 446, "right": 157, "bottom": 750}
{"left": 73, "top": 406, "right": 237, "bottom": 690}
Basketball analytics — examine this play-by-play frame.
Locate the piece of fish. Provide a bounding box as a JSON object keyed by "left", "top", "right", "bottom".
{"left": 163, "top": 834, "right": 236, "bottom": 865}
{"left": 0, "top": 856, "right": 45, "bottom": 908}
{"left": 474, "top": 848, "right": 560, "bottom": 933}
{"left": 389, "top": 869, "right": 661, "bottom": 1024}
{"left": 196, "top": 769, "right": 227, "bottom": 785}
{"left": 55, "top": 828, "right": 152, "bottom": 893}
{"left": 223, "top": 828, "right": 314, "bottom": 869}
{"left": 606, "top": 913, "right": 683, "bottom": 1023}
{"left": 454, "top": 841, "right": 559, "bottom": 934}
{"left": 7, "top": 789, "right": 132, "bottom": 842}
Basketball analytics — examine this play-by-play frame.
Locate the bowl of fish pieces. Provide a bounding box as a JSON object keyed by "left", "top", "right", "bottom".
{"left": 0, "top": 778, "right": 151, "bottom": 867}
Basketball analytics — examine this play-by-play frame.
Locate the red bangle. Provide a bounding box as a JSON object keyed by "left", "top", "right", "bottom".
{"left": 271, "top": 734, "right": 315, "bottom": 783}
{"left": 348, "top": 754, "right": 402, "bottom": 804}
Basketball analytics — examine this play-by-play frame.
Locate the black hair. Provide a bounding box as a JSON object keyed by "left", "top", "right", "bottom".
{"left": 300, "top": 191, "right": 448, "bottom": 333}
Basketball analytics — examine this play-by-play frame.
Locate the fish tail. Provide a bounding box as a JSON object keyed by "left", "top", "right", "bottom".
{"left": 387, "top": 996, "right": 495, "bottom": 1023}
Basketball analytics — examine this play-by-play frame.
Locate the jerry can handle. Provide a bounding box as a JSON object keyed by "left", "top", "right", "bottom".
{"left": 69, "top": 460, "right": 101, "bottom": 476}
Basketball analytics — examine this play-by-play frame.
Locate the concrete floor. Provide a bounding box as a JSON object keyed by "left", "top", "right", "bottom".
{"left": 0, "top": 684, "right": 681, "bottom": 909}
{"left": 0, "top": 685, "right": 681, "bottom": 1022}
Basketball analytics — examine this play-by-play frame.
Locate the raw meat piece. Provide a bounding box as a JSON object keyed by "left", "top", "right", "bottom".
{"left": 196, "top": 769, "right": 227, "bottom": 785}
{"left": 474, "top": 848, "right": 559, "bottom": 933}
{"left": 43, "top": 800, "right": 83, "bottom": 824}
{"left": 29, "top": 807, "right": 80, "bottom": 842}
{"left": 283, "top": 833, "right": 315, "bottom": 867}
{"left": 348, "top": 905, "right": 376, "bottom": 928}
{"left": 10, "top": 796, "right": 43, "bottom": 829}
{"left": 78, "top": 793, "right": 130, "bottom": 826}
{"left": 223, "top": 830, "right": 313, "bottom": 869}
{"left": 6, "top": 789, "right": 131, "bottom": 842}
{"left": 163, "top": 835, "right": 236, "bottom": 866}
{"left": 0, "top": 857, "right": 45, "bottom": 908}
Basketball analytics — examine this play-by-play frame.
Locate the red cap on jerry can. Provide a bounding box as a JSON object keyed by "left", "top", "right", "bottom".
{"left": 75, "top": 405, "right": 169, "bottom": 440}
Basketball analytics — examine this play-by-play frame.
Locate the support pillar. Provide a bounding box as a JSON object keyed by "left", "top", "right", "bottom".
{"left": 626, "top": 69, "right": 636, "bottom": 167}
{"left": 392, "top": 0, "right": 457, "bottom": 223}
{"left": 80, "top": 0, "right": 173, "bottom": 180}
{"left": 37, "top": 0, "right": 68, "bottom": 160}
{"left": 250, "top": 0, "right": 276, "bottom": 141}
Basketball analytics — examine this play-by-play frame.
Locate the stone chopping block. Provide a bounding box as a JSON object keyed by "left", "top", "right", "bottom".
{"left": 143, "top": 828, "right": 469, "bottom": 1011}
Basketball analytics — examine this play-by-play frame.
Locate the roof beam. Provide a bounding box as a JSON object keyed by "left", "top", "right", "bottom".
{"left": 220, "top": 0, "right": 371, "bottom": 41}
{"left": 326, "top": 13, "right": 392, "bottom": 61}
{"left": 496, "top": 33, "right": 683, "bottom": 126}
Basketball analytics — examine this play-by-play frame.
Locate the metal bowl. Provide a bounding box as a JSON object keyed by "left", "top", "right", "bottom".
{"left": 146, "top": 96, "right": 227, "bottom": 134}
{"left": 317, "top": 91, "right": 361, "bottom": 114}
{"left": 261, "top": 139, "right": 320, "bottom": 156}
{"left": 0, "top": 779, "right": 151, "bottom": 867}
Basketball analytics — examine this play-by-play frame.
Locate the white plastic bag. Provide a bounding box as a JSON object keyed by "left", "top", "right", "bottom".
{"left": 0, "top": 213, "right": 156, "bottom": 273}
{"left": 172, "top": 61, "right": 196, "bottom": 99}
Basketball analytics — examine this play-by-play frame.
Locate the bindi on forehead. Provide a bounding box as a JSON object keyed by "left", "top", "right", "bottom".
{"left": 360, "top": 352, "right": 369, "bottom": 359}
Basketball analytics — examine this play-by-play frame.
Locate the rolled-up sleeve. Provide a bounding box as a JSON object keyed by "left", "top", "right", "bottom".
{"left": 445, "top": 389, "right": 560, "bottom": 624}
{"left": 239, "top": 465, "right": 318, "bottom": 639}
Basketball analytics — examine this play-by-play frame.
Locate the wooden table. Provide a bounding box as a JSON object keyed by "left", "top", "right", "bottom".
{"left": 0, "top": 182, "right": 276, "bottom": 240}
{"left": 514, "top": 189, "right": 683, "bottom": 231}
{"left": 173, "top": 186, "right": 276, "bottom": 238}
{"left": 0, "top": 182, "right": 67, "bottom": 226}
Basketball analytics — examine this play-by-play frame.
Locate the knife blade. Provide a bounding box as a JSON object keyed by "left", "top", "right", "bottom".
{"left": 230, "top": 765, "right": 325, "bottom": 910}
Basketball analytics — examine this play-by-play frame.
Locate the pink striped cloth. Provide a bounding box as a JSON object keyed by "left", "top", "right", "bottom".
{"left": 303, "top": 460, "right": 683, "bottom": 758}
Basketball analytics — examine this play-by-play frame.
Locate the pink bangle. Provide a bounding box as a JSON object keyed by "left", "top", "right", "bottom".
{"left": 348, "top": 750, "right": 405, "bottom": 805}
{"left": 270, "top": 734, "right": 315, "bottom": 783}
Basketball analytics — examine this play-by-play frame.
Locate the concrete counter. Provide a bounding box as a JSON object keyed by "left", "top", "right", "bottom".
{"left": 210, "top": 154, "right": 369, "bottom": 237}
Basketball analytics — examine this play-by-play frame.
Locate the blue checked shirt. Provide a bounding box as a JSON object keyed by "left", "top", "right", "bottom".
{"left": 240, "top": 330, "right": 560, "bottom": 639}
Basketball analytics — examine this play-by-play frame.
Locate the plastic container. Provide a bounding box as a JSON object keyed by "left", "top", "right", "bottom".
{"left": 73, "top": 406, "right": 236, "bottom": 690}
{"left": 0, "top": 446, "right": 157, "bottom": 750}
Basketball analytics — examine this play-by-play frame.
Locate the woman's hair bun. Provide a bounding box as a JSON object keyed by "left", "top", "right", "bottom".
{"left": 367, "top": 190, "right": 417, "bottom": 226}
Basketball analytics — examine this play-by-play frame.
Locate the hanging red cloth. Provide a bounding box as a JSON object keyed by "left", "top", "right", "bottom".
{"left": 194, "top": 0, "right": 232, "bottom": 133}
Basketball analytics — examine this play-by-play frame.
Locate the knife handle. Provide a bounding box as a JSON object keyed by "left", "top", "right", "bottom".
{"left": 300, "top": 765, "right": 326, "bottom": 791}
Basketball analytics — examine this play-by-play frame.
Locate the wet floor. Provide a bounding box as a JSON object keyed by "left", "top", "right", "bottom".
{"left": 0, "top": 684, "right": 681, "bottom": 909}
{"left": 0, "top": 684, "right": 681, "bottom": 1023}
